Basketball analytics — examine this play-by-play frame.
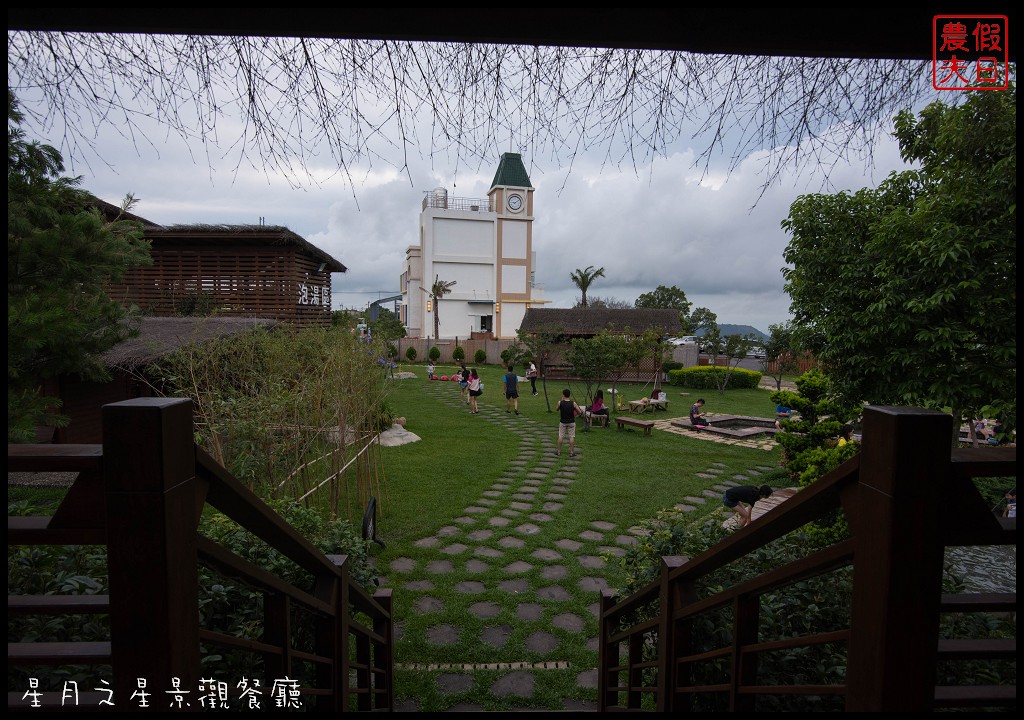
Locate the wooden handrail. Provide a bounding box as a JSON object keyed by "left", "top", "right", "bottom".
{"left": 9, "top": 397, "right": 392, "bottom": 712}
{"left": 598, "top": 406, "right": 1016, "bottom": 712}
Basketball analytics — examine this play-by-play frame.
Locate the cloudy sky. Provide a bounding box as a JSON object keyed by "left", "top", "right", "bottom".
{"left": 14, "top": 44, "right": 927, "bottom": 336}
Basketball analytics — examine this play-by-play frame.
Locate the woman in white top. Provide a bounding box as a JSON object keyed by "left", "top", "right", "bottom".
{"left": 526, "top": 362, "right": 538, "bottom": 395}
{"left": 468, "top": 368, "right": 482, "bottom": 414}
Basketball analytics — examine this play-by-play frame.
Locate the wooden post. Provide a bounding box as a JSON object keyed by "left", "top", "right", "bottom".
{"left": 845, "top": 405, "right": 951, "bottom": 711}
{"left": 103, "top": 398, "right": 201, "bottom": 710}
{"left": 656, "top": 556, "right": 689, "bottom": 712}
{"left": 372, "top": 589, "right": 394, "bottom": 711}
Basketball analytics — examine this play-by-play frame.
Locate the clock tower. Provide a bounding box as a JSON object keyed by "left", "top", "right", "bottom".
{"left": 488, "top": 152, "right": 538, "bottom": 339}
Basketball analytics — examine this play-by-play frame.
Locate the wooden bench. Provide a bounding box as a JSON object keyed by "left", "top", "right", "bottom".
{"left": 615, "top": 416, "right": 655, "bottom": 435}
{"left": 586, "top": 412, "right": 610, "bottom": 428}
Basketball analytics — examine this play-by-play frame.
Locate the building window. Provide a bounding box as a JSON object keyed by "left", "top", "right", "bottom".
{"left": 481, "top": 315, "right": 493, "bottom": 332}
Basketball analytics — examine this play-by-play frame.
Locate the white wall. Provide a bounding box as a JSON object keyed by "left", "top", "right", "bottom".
{"left": 502, "top": 264, "right": 528, "bottom": 295}
{"left": 502, "top": 222, "right": 528, "bottom": 259}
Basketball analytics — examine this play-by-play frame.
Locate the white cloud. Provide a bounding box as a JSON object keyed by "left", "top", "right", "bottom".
{"left": 25, "top": 80, "right": 914, "bottom": 336}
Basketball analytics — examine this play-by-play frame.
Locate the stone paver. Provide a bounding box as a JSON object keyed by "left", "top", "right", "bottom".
{"left": 396, "top": 389, "right": 792, "bottom": 712}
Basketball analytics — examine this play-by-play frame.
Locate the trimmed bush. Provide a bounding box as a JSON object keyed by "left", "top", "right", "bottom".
{"left": 452, "top": 345, "right": 465, "bottom": 362}
{"left": 405, "top": 346, "right": 417, "bottom": 362}
{"left": 429, "top": 346, "right": 441, "bottom": 362}
{"left": 474, "top": 348, "right": 487, "bottom": 364}
{"left": 668, "top": 366, "right": 762, "bottom": 389}
{"left": 662, "top": 360, "right": 684, "bottom": 372}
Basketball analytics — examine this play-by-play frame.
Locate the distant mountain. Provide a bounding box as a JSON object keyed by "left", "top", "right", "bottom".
{"left": 696, "top": 324, "right": 768, "bottom": 342}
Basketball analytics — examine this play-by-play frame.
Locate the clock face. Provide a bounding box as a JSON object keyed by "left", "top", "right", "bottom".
{"left": 507, "top": 193, "right": 523, "bottom": 212}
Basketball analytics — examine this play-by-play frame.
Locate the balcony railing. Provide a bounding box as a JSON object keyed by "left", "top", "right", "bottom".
{"left": 9, "top": 398, "right": 393, "bottom": 711}
{"left": 421, "top": 192, "right": 493, "bottom": 212}
{"left": 598, "top": 406, "right": 1015, "bottom": 712}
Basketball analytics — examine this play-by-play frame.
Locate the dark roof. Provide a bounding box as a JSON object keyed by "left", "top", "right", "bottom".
{"left": 89, "top": 195, "right": 163, "bottom": 228}
{"left": 102, "top": 316, "right": 279, "bottom": 368}
{"left": 519, "top": 308, "right": 682, "bottom": 336}
{"left": 146, "top": 224, "right": 347, "bottom": 272}
{"left": 490, "top": 153, "right": 532, "bottom": 190}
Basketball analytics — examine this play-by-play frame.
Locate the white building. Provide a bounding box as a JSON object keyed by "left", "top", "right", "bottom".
{"left": 399, "top": 153, "right": 546, "bottom": 340}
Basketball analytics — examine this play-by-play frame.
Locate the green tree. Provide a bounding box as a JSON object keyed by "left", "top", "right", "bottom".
{"left": 516, "top": 324, "right": 564, "bottom": 412}
{"left": 8, "top": 92, "right": 152, "bottom": 441}
{"left": 705, "top": 333, "right": 757, "bottom": 394}
{"left": 570, "top": 265, "right": 606, "bottom": 308}
{"left": 683, "top": 306, "right": 717, "bottom": 337}
{"left": 781, "top": 87, "right": 1016, "bottom": 446}
{"left": 429, "top": 275, "right": 456, "bottom": 341}
{"left": 762, "top": 321, "right": 802, "bottom": 391}
{"left": 370, "top": 308, "right": 406, "bottom": 344}
{"left": 564, "top": 333, "right": 624, "bottom": 408}
{"left": 635, "top": 284, "right": 693, "bottom": 333}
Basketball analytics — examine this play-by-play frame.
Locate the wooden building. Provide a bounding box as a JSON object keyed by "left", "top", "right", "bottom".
{"left": 107, "top": 223, "right": 346, "bottom": 328}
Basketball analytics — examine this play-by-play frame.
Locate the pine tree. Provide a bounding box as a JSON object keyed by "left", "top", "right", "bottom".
{"left": 8, "top": 91, "right": 152, "bottom": 441}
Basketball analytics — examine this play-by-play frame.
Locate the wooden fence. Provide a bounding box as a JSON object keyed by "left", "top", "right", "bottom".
{"left": 598, "top": 406, "right": 1015, "bottom": 711}
{"left": 9, "top": 398, "right": 393, "bottom": 711}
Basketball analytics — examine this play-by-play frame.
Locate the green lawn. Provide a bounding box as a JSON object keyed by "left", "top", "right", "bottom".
{"left": 8, "top": 364, "right": 788, "bottom": 710}
{"left": 374, "top": 363, "right": 786, "bottom": 709}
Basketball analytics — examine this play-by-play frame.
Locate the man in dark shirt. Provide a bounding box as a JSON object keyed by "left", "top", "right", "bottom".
{"left": 556, "top": 388, "right": 582, "bottom": 457}
{"left": 689, "top": 398, "right": 708, "bottom": 428}
{"left": 503, "top": 365, "right": 520, "bottom": 415}
{"left": 723, "top": 485, "right": 773, "bottom": 528}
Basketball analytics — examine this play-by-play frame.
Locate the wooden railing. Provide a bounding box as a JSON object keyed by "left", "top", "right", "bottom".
{"left": 8, "top": 397, "right": 393, "bottom": 711}
{"left": 598, "top": 405, "right": 1016, "bottom": 712}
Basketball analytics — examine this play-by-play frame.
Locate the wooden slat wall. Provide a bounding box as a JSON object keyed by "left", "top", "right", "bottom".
{"left": 109, "top": 246, "right": 333, "bottom": 328}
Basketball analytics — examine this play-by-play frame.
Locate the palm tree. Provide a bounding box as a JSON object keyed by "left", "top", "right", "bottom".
{"left": 430, "top": 275, "right": 456, "bottom": 340}
{"left": 570, "top": 265, "right": 606, "bottom": 308}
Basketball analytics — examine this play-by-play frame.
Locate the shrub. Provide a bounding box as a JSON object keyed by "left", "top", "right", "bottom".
{"left": 386, "top": 343, "right": 398, "bottom": 359}
{"left": 474, "top": 348, "right": 487, "bottom": 364}
{"left": 668, "top": 366, "right": 761, "bottom": 389}
{"left": 452, "top": 345, "right": 465, "bottom": 362}
{"left": 500, "top": 348, "right": 512, "bottom": 364}
{"left": 405, "top": 346, "right": 417, "bottom": 362}
{"left": 428, "top": 346, "right": 440, "bottom": 362}
{"left": 662, "top": 360, "right": 684, "bottom": 372}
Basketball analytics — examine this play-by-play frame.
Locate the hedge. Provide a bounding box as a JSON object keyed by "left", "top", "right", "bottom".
{"left": 668, "top": 366, "right": 762, "bottom": 389}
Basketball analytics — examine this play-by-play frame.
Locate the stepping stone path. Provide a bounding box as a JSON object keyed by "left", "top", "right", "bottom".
{"left": 386, "top": 379, "right": 784, "bottom": 711}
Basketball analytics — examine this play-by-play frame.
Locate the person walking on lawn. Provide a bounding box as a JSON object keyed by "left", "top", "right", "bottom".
{"left": 504, "top": 364, "right": 520, "bottom": 415}
{"left": 555, "top": 388, "right": 583, "bottom": 457}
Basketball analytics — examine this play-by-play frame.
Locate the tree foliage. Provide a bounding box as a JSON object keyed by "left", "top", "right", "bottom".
{"left": 781, "top": 87, "right": 1016, "bottom": 443}
{"left": 8, "top": 32, "right": 939, "bottom": 195}
{"left": 515, "top": 324, "right": 564, "bottom": 411}
{"left": 8, "top": 91, "right": 152, "bottom": 441}
{"left": 564, "top": 332, "right": 622, "bottom": 407}
{"left": 429, "top": 275, "right": 456, "bottom": 341}
{"left": 762, "top": 321, "right": 802, "bottom": 391}
{"left": 683, "top": 306, "right": 717, "bottom": 337}
{"left": 369, "top": 308, "right": 406, "bottom": 344}
{"left": 570, "top": 265, "right": 605, "bottom": 308}
{"left": 635, "top": 284, "right": 692, "bottom": 332}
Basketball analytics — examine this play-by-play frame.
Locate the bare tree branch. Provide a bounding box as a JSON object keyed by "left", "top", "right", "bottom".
{"left": 8, "top": 32, "right": 942, "bottom": 196}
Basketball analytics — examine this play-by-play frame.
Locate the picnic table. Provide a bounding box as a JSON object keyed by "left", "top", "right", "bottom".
{"left": 628, "top": 399, "right": 669, "bottom": 414}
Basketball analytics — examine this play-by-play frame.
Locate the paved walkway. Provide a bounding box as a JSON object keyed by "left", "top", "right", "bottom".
{"left": 382, "top": 381, "right": 781, "bottom": 712}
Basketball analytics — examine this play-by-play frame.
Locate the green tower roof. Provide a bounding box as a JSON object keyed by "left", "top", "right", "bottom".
{"left": 490, "top": 153, "right": 532, "bottom": 189}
